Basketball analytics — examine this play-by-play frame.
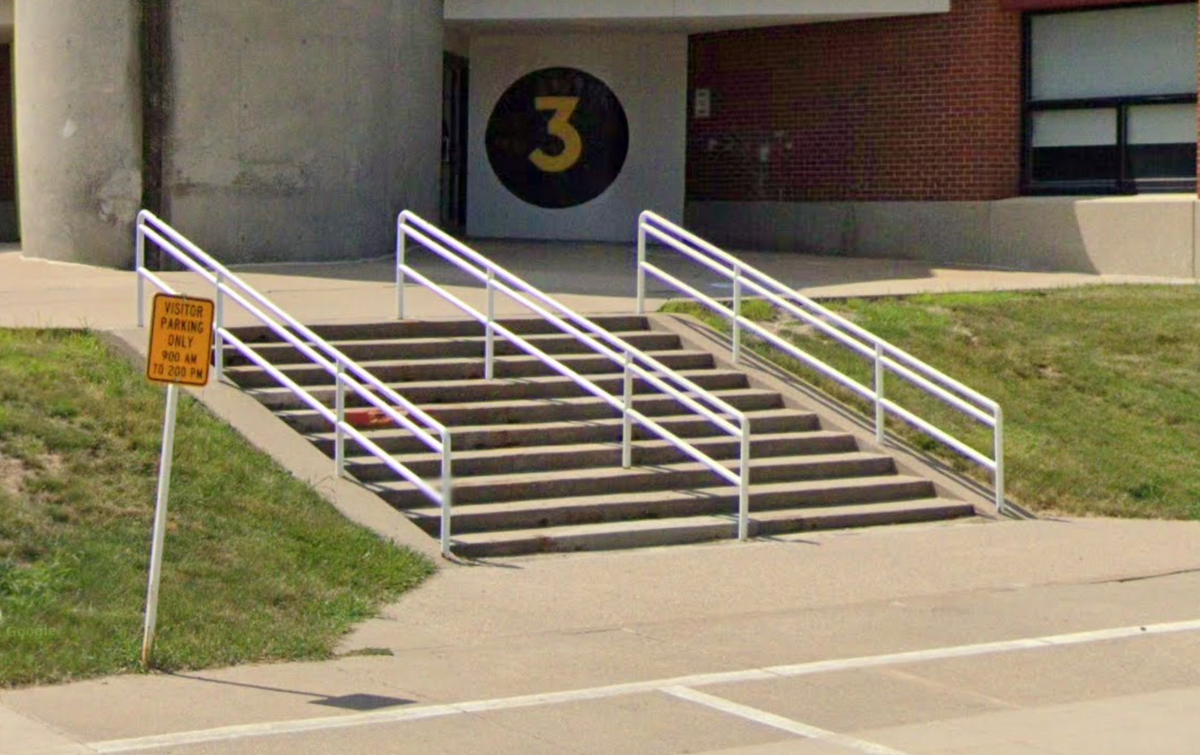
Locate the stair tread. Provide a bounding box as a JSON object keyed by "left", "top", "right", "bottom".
{"left": 235, "top": 329, "right": 671, "bottom": 350}
{"left": 406, "top": 474, "right": 935, "bottom": 518}
{"left": 370, "top": 451, "right": 892, "bottom": 492}
{"left": 347, "top": 430, "right": 852, "bottom": 467}
{"left": 276, "top": 387, "right": 781, "bottom": 419}
{"left": 448, "top": 498, "right": 975, "bottom": 547}
{"left": 222, "top": 349, "right": 714, "bottom": 376}
{"left": 309, "top": 408, "right": 817, "bottom": 442}
{"left": 246, "top": 367, "right": 747, "bottom": 397}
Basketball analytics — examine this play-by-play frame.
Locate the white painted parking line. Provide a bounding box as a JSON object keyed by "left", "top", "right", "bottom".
{"left": 90, "top": 618, "right": 1200, "bottom": 753}
{"left": 663, "top": 686, "right": 914, "bottom": 755}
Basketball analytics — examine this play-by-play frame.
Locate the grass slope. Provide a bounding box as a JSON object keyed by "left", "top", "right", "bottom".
{"left": 667, "top": 286, "right": 1200, "bottom": 521}
{"left": 0, "top": 330, "right": 433, "bottom": 688}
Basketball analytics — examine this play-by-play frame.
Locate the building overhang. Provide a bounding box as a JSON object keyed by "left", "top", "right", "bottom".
{"left": 445, "top": 0, "right": 951, "bottom": 32}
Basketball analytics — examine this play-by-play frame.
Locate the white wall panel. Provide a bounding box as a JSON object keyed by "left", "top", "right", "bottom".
{"left": 467, "top": 33, "right": 686, "bottom": 242}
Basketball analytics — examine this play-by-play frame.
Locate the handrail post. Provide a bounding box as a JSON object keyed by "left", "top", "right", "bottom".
{"left": 994, "top": 406, "right": 1005, "bottom": 515}
{"left": 485, "top": 270, "right": 496, "bottom": 380}
{"left": 622, "top": 351, "right": 633, "bottom": 468}
{"left": 636, "top": 221, "right": 647, "bottom": 316}
{"left": 440, "top": 431, "right": 453, "bottom": 559}
{"left": 136, "top": 222, "right": 146, "bottom": 328}
{"left": 874, "top": 343, "right": 885, "bottom": 444}
{"left": 738, "top": 428, "right": 750, "bottom": 541}
{"left": 214, "top": 271, "right": 225, "bottom": 382}
{"left": 732, "top": 267, "right": 743, "bottom": 364}
{"left": 335, "top": 360, "right": 346, "bottom": 478}
{"left": 396, "top": 223, "right": 407, "bottom": 320}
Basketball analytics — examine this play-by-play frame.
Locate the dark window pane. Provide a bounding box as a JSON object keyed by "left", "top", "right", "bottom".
{"left": 1128, "top": 143, "right": 1197, "bottom": 180}
{"left": 1031, "top": 145, "right": 1119, "bottom": 183}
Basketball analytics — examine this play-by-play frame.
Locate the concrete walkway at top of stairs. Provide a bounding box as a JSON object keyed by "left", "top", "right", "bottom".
{"left": 4, "top": 239, "right": 1200, "bottom": 755}
{"left": 1, "top": 238, "right": 1191, "bottom": 332}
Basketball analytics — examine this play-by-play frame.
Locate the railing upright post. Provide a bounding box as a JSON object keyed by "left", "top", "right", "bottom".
{"left": 732, "top": 268, "right": 743, "bottom": 364}
{"left": 622, "top": 351, "right": 633, "bottom": 469}
{"left": 440, "top": 431, "right": 453, "bottom": 559}
{"left": 485, "top": 270, "right": 496, "bottom": 380}
{"left": 335, "top": 360, "right": 346, "bottom": 478}
{"left": 994, "top": 406, "right": 1006, "bottom": 515}
{"left": 396, "top": 223, "right": 407, "bottom": 320}
{"left": 636, "top": 221, "right": 647, "bottom": 316}
{"left": 738, "top": 428, "right": 750, "bottom": 541}
{"left": 874, "top": 343, "right": 886, "bottom": 444}
{"left": 136, "top": 222, "right": 146, "bottom": 328}
{"left": 214, "top": 271, "right": 225, "bottom": 382}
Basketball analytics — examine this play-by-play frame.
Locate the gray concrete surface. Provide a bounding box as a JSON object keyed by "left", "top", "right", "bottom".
{"left": 14, "top": 0, "right": 441, "bottom": 266}
{"left": 686, "top": 196, "right": 1200, "bottom": 278}
{"left": 14, "top": 0, "right": 143, "bottom": 267}
{"left": 2, "top": 240, "right": 1200, "bottom": 755}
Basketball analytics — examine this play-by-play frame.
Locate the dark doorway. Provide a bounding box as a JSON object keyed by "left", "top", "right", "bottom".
{"left": 0, "top": 43, "right": 17, "bottom": 242}
{"left": 440, "top": 52, "right": 469, "bottom": 231}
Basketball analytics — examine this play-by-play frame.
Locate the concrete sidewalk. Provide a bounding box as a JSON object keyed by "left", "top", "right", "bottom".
{"left": 1, "top": 239, "right": 1186, "bottom": 332}
{"left": 3, "top": 241, "right": 1200, "bottom": 755}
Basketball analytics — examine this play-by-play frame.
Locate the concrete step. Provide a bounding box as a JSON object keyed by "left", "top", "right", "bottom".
{"left": 375, "top": 451, "right": 897, "bottom": 508}
{"left": 223, "top": 349, "right": 716, "bottom": 388}
{"left": 224, "top": 330, "right": 683, "bottom": 366}
{"left": 309, "top": 408, "right": 820, "bottom": 455}
{"left": 246, "top": 368, "right": 750, "bottom": 411}
{"left": 446, "top": 498, "right": 978, "bottom": 558}
{"left": 226, "top": 315, "right": 651, "bottom": 344}
{"left": 406, "top": 475, "right": 938, "bottom": 534}
{"left": 276, "top": 387, "right": 784, "bottom": 433}
{"left": 346, "top": 431, "right": 859, "bottom": 482}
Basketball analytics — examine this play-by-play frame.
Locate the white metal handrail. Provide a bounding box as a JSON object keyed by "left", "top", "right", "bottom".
{"left": 637, "top": 210, "right": 1005, "bottom": 514}
{"left": 135, "top": 211, "right": 457, "bottom": 557}
{"left": 396, "top": 211, "right": 757, "bottom": 539}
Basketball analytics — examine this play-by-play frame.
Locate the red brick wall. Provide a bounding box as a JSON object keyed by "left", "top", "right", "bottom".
{"left": 0, "top": 46, "right": 12, "bottom": 203}
{"left": 687, "top": 0, "right": 1023, "bottom": 202}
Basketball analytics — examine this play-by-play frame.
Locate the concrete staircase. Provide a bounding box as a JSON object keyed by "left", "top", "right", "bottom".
{"left": 224, "top": 316, "right": 978, "bottom": 557}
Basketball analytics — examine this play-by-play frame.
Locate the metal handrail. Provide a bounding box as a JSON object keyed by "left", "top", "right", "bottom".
{"left": 637, "top": 210, "right": 1005, "bottom": 514}
{"left": 396, "top": 211, "right": 756, "bottom": 539}
{"left": 135, "top": 211, "right": 457, "bottom": 557}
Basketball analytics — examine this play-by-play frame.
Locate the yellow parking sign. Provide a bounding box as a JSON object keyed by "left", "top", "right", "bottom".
{"left": 146, "top": 294, "right": 215, "bottom": 386}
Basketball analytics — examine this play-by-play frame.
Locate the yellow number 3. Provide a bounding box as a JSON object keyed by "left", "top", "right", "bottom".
{"left": 530, "top": 96, "right": 583, "bottom": 173}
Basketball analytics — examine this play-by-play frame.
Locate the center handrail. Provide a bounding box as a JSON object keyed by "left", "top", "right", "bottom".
{"left": 396, "top": 211, "right": 756, "bottom": 539}
{"left": 134, "top": 211, "right": 457, "bottom": 557}
{"left": 636, "top": 210, "right": 1005, "bottom": 514}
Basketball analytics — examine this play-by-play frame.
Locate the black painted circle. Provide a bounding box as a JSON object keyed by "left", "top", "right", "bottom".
{"left": 486, "top": 67, "right": 630, "bottom": 209}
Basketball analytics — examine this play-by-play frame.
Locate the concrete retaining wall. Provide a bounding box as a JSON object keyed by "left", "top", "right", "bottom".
{"left": 685, "top": 197, "right": 1200, "bottom": 278}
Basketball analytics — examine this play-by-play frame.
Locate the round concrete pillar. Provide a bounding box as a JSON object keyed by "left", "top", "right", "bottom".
{"left": 15, "top": 0, "right": 143, "bottom": 266}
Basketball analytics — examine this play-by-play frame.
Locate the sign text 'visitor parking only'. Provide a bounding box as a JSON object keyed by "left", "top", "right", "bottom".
{"left": 146, "top": 294, "right": 215, "bottom": 387}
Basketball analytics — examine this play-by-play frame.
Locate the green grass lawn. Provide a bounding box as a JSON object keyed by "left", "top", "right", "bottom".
{"left": 0, "top": 329, "right": 433, "bottom": 688}
{"left": 665, "top": 286, "right": 1200, "bottom": 522}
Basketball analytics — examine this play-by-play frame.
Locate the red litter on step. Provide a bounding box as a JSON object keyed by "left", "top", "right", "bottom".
{"left": 345, "top": 408, "right": 400, "bottom": 429}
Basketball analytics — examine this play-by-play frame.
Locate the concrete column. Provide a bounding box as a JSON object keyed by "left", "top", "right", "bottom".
{"left": 165, "top": 0, "right": 443, "bottom": 263}
{"left": 14, "top": 0, "right": 143, "bottom": 266}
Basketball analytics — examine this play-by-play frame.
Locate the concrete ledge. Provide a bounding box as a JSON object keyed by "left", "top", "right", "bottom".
{"left": 686, "top": 196, "right": 1200, "bottom": 278}
{"left": 100, "top": 328, "right": 444, "bottom": 564}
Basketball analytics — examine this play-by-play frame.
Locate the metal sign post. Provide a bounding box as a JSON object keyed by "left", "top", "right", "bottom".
{"left": 141, "top": 293, "right": 214, "bottom": 667}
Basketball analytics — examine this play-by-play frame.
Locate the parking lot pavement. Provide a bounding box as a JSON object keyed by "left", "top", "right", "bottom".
{"left": 4, "top": 519, "right": 1200, "bottom": 755}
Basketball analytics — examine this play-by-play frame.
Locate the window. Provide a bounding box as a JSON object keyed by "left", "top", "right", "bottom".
{"left": 1023, "top": 2, "right": 1198, "bottom": 194}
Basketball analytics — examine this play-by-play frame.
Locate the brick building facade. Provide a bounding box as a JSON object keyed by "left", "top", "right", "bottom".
{"left": 687, "top": 0, "right": 1194, "bottom": 205}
